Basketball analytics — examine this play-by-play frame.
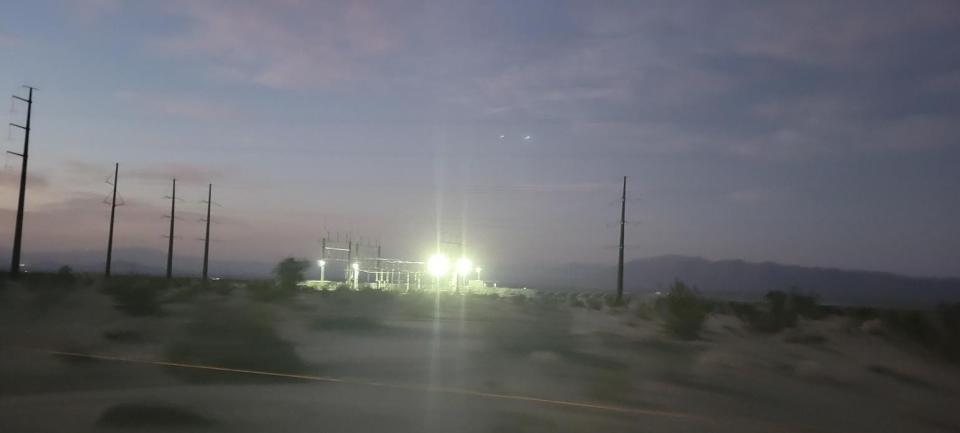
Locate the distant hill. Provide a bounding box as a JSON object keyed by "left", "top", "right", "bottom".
{"left": 3, "top": 247, "right": 276, "bottom": 279}
{"left": 7, "top": 249, "right": 959, "bottom": 306}
{"left": 517, "top": 255, "right": 960, "bottom": 306}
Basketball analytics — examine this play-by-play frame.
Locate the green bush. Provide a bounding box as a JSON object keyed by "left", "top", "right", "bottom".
{"left": 247, "top": 280, "right": 291, "bottom": 302}
{"left": 55, "top": 266, "right": 76, "bottom": 285}
{"left": 584, "top": 294, "right": 603, "bottom": 310}
{"left": 165, "top": 305, "right": 307, "bottom": 383}
{"left": 736, "top": 289, "right": 825, "bottom": 333}
{"left": 274, "top": 257, "right": 308, "bottom": 291}
{"left": 658, "top": 280, "right": 709, "bottom": 340}
{"left": 878, "top": 303, "right": 960, "bottom": 364}
{"left": 630, "top": 297, "right": 657, "bottom": 320}
{"left": 101, "top": 277, "right": 166, "bottom": 316}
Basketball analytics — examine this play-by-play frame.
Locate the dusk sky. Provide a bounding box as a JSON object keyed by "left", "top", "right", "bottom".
{"left": 1, "top": 0, "right": 959, "bottom": 278}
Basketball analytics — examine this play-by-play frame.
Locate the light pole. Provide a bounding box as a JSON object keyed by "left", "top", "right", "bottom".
{"left": 351, "top": 262, "right": 359, "bottom": 290}
{"left": 317, "top": 259, "right": 326, "bottom": 281}
{"left": 455, "top": 257, "right": 472, "bottom": 294}
{"left": 427, "top": 253, "right": 450, "bottom": 291}
{"left": 475, "top": 267, "right": 482, "bottom": 282}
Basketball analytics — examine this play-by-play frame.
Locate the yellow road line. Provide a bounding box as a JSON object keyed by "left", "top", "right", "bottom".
{"left": 40, "top": 349, "right": 695, "bottom": 420}
{"left": 21, "top": 348, "right": 834, "bottom": 433}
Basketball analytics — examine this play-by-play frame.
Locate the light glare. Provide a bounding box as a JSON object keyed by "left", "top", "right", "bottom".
{"left": 456, "top": 257, "right": 472, "bottom": 276}
{"left": 427, "top": 253, "right": 450, "bottom": 277}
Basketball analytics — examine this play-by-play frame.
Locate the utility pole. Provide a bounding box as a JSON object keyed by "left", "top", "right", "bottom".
{"left": 105, "top": 163, "right": 119, "bottom": 278}
{"left": 346, "top": 240, "right": 352, "bottom": 281}
{"left": 201, "top": 183, "right": 212, "bottom": 281}
{"left": 8, "top": 86, "right": 35, "bottom": 277}
{"left": 165, "top": 178, "right": 176, "bottom": 279}
{"left": 377, "top": 242, "right": 382, "bottom": 288}
{"left": 616, "top": 176, "right": 627, "bottom": 303}
{"left": 320, "top": 237, "right": 326, "bottom": 281}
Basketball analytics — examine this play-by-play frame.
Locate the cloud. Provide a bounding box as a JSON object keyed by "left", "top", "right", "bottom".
{"left": 0, "top": 32, "right": 20, "bottom": 48}
{"left": 62, "top": 0, "right": 123, "bottom": 22}
{"left": 123, "top": 162, "right": 222, "bottom": 185}
{"left": 114, "top": 90, "right": 241, "bottom": 122}
{"left": 149, "top": 0, "right": 408, "bottom": 89}
{"left": 0, "top": 170, "right": 49, "bottom": 190}
{"left": 468, "top": 183, "right": 612, "bottom": 195}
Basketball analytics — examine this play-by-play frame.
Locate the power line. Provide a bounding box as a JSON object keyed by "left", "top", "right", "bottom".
{"left": 7, "top": 86, "right": 35, "bottom": 277}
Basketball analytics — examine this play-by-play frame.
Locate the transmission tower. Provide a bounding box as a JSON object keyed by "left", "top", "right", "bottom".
{"left": 201, "top": 183, "right": 212, "bottom": 281}
{"left": 164, "top": 178, "right": 177, "bottom": 278}
{"left": 105, "top": 163, "right": 119, "bottom": 277}
{"left": 7, "top": 86, "right": 36, "bottom": 277}
{"left": 616, "top": 176, "right": 627, "bottom": 302}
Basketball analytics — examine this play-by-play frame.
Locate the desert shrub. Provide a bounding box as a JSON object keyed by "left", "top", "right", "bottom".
{"left": 585, "top": 294, "right": 604, "bottom": 310}
{"left": 567, "top": 293, "right": 585, "bottom": 308}
{"left": 163, "top": 281, "right": 202, "bottom": 303}
{"left": 784, "top": 332, "right": 827, "bottom": 345}
{"left": 604, "top": 293, "right": 628, "bottom": 308}
{"left": 657, "top": 280, "right": 709, "bottom": 340}
{"left": 877, "top": 304, "right": 960, "bottom": 363}
{"left": 938, "top": 302, "right": 960, "bottom": 336}
{"left": 21, "top": 271, "right": 80, "bottom": 311}
{"left": 509, "top": 294, "right": 529, "bottom": 306}
{"left": 629, "top": 297, "right": 657, "bottom": 320}
{"left": 247, "top": 280, "right": 291, "bottom": 302}
{"left": 165, "top": 305, "right": 306, "bottom": 382}
{"left": 528, "top": 293, "right": 565, "bottom": 311}
{"left": 729, "top": 301, "right": 758, "bottom": 320}
{"left": 55, "top": 266, "right": 76, "bottom": 285}
{"left": 310, "top": 316, "right": 384, "bottom": 331}
{"left": 207, "top": 278, "right": 235, "bottom": 295}
{"left": 101, "top": 277, "right": 166, "bottom": 316}
{"left": 486, "top": 309, "right": 574, "bottom": 354}
{"left": 766, "top": 290, "right": 798, "bottom": 329}
{"left": 274, "top": 257, "right": 309, "bottom": 291}
{"left": 737, "top": 289, "right": 825, "bottom": 333}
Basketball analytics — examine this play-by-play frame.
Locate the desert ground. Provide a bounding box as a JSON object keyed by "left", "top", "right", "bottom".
{"left": 2, "top": 276, "right": 959, "bottom": 433}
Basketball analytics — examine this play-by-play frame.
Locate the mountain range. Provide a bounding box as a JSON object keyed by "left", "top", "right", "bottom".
{"left": 5, "top": 249, "right": 958, "bottom": 306}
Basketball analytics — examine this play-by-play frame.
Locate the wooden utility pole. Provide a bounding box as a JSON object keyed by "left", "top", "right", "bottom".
{"left": 8, "top": 86, "right": 35, "bottom": 277}
{"left": 616, "top": 176, "right": 627, "bottom": 303}
{"left": 165, "top": 178, "right": 176, "bottom": 278}
{"left": 105, "top": 163, "right": 119, "bottom": 277}
{"left": 201, "top": 183, "right": 212, "bottom": 281}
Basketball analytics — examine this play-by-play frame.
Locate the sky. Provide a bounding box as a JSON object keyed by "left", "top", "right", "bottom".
{"left": 0, "top": 0, "right": 959, "bottom": 279}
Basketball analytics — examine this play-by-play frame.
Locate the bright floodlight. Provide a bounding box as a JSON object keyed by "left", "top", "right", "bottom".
{"left": 351, "top": 262, "right": 359, "bottom": 271}
{"left": 317, "top": 259, "right": 326, "bottom": 267}
{"left": 456, "top": 257, "right": 473, "bottom": 276}
{"left": 427, "top": 253, "right": 450, "bottom": 277}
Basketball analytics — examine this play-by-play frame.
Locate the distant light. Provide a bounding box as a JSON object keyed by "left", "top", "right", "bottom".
{"left": 317, "top": 259, "right": 326, "bottom": 267}
{"left": 427, "top": 254, "right": 450, "bottom": 277}
{"left": 475, "top": 267, "right": 482, "bottom": 273}
{"left": 456, "top": 257, "right": 473, "bottom": 276}
{"left": 351, "top": 262, "right": 359, "bottom": 271}
{"left": 499, "top": 134, "right": 505, "bottom": 139}
{"left": 523, "top": 135, "right": 531, "bottom": 140}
